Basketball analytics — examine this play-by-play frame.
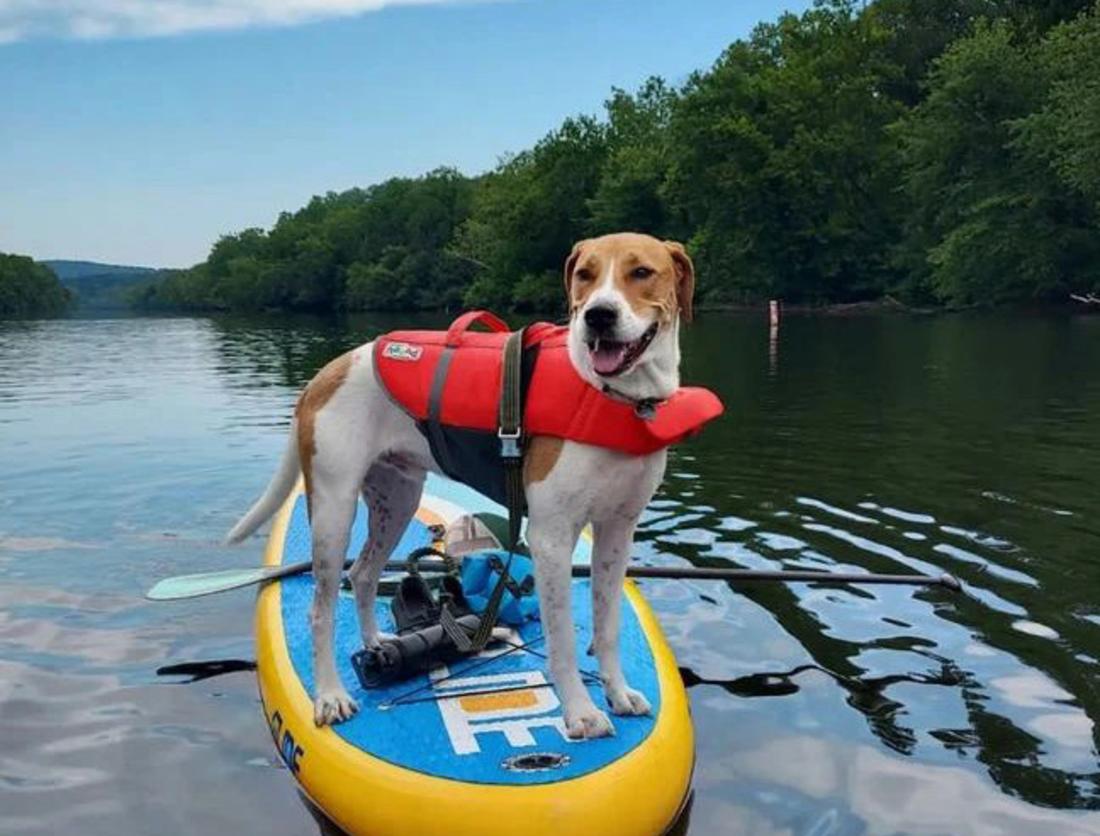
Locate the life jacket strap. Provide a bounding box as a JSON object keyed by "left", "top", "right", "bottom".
{"left": 498, "top": 327, "right": 526, "bottom": 552}
{"left": 469, "top": 326, "right": 527, "bottom": 651}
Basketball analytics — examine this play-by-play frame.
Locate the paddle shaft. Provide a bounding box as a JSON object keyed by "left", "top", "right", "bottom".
{"left": 630, "top": 565, "right": 961, "bottom": 590}
{"left": 147, "top": 555, "right": 961, "bottom": 600}
{"left": 410, "top": 560, "right": 963, "bottom": 591}
{"left": 269, "top": 557, "right": 960, "bottom": 591}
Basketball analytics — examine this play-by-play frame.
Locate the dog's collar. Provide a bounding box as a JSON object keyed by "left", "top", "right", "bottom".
{"left": 600, "top": 383, "right": 662, "bottom": 420}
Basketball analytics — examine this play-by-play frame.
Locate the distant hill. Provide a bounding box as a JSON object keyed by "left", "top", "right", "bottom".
{"left": 44, "top": 260, "right": 158, "bottom": 281}
{"left": 43, "top": 260, "right": 166, "bottom": 310}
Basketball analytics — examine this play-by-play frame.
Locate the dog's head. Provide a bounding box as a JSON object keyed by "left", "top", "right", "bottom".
{"left": 564, "top": 232, "right": 695, "bottom": 400}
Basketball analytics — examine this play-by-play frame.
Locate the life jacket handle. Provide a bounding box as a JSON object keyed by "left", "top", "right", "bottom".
{"left": 445, "top": 310, "right": 510, "bottom": 347}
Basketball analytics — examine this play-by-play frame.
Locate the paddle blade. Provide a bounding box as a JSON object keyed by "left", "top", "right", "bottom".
{"left": 145, "top": 566, "right": 275, "bottom": 601}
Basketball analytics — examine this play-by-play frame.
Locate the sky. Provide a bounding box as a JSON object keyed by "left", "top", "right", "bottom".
{"left": 0, "top": 0, "right": 810, "bottom": 268}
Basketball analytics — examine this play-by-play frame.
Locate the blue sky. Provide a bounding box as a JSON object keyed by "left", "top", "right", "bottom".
{"left": 0, "top": 0, "right": 809, "bottom": 267}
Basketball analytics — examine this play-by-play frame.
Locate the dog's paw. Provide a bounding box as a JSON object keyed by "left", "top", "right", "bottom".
{"left": 313, "top": 689, "right": 359, "bottom": 726}
{"left": 564, "top": 702, "right": 615, "bottom": 740}
{"left": 607, "top": 684, "right": 652, "bottom": 717}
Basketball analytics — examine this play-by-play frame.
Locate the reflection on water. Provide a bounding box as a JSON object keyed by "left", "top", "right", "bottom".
{"left": 1, "top": 312, "right": 1098, "bottom": 834}
{"left": 679, "top": 661, "right": 968, "bottom": 757}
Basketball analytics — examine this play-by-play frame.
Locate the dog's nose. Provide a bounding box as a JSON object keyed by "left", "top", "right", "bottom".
{"left": 584, "top": 305, "right": 618, "bottom": 334}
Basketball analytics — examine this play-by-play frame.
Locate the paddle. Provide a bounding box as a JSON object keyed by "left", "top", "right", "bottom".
{"left": 148, "top": 558, "right": 382, "bottom": 601}
{"left": 146, "top": 556, "right": 961, "bottom": 601}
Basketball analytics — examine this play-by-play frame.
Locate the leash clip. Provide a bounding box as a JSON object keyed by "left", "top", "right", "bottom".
{"left": 497, "top": 427, "right": 522, "bottom": 459}
{"left": 601, "top": 382, "right": 661, "bottom": 421}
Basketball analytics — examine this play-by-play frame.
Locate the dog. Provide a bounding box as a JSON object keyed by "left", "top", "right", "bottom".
{"left": 226, "top": 232, "right": 696, "bottom": 738}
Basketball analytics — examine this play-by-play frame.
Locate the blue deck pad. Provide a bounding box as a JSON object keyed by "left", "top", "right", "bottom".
{"left": 278, "top": 489, "right": 660, "bottom": 786}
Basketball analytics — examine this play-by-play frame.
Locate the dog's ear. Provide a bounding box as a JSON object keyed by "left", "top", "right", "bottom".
{"left": 664, "top": 241, "right": 695, "bottom": 323}
{"left": 563, "top": 239, "right": 589, "bottom": 307}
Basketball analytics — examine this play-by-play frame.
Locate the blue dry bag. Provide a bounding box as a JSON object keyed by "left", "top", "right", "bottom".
{"left": 459, "top": 550, "right": 540, "bottom": 626}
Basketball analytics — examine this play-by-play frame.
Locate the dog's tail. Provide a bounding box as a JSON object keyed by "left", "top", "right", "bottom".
{"left": 225, "top": 422, "right": 301, "bottom": 545}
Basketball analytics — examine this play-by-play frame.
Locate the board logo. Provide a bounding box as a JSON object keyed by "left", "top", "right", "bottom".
{"left": 434, "top": 670, "right": 570, "bottom": 755}
{"left": 268, "top": 708, "right": 305, "bottom": 774}
{"left": 428, "top": 637, "right": 573, "bottom": 756}
{"left": 383, "top": 342, "right": 423, "bottom": 362}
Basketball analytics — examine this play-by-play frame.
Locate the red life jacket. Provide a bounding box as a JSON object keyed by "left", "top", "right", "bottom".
{"left": 373, "top": 311, "right": 724, "bottom": 506}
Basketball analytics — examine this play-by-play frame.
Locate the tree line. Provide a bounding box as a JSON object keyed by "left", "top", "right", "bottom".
{"left": 0, "top": 254, "right": 70, "bottom": 317}
{"left": 131, "top": 0, "right": 1100, "bottom": 314}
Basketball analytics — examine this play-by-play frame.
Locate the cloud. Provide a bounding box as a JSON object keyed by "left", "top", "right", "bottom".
{"left": 0, "top": 0, "right": 469, "bottom": 42}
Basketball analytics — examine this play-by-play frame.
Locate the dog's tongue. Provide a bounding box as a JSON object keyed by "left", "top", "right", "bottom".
{"left": 591, "top": 341, "right": 627, "bottom": 375}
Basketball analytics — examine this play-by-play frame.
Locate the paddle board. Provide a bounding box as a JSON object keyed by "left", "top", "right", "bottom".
{"left": 255, "top": 475, "right": 693, "bottom": 836}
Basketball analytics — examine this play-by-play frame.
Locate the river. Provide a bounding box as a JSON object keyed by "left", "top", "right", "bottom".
{"left": 1, "top": 311, "right": 1098, "bottom": 834}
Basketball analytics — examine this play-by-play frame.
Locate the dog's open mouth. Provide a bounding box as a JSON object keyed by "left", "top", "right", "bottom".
{"left": 586, "top": 322, "right": 658, "bottom": 377}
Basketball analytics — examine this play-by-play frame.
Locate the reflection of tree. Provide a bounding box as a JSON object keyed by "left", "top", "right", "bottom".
{"left": 204, "top": 311, "right": 551, "bottom": 395}
{"left": 656, "top": 313, "right": 1100, "bottom": 810}
{"left": 682, "top": 652, "right": 1100, "bottom": 808}
{"left": 664, "top": 529, "right": 1100, "bottom": 807}
{"left": 204, "top": 312, "right": 451, "bottom": 395}
{"left": 947, "top": 666, "right": 1099, "bottom": 809}
{"left": 667, "top": 560, "right": 1100, "bottom": 808}
{"left": 680, "top": 660, "right": 964, "bottom": 756}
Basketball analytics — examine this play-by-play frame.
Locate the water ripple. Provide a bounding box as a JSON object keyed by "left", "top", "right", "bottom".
{"left": 2, "top": 313, "right": 1099, "bottom": 834}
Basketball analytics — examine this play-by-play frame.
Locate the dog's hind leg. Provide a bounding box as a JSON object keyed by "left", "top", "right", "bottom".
{"left": 349, "top": 459, "right": 426, "bottom": 649}
{"left": 308, "top": 475, "right": 363, "bottom": 726}
{"left": 591, "top": 517, "right": 651, "bottom": 716}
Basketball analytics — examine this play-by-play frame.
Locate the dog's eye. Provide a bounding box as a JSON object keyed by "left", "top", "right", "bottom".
{"left": 630, "top": 266, "right": 654, "bottom": 280}
{"left": 574, "top": 268, "right": 594, "bottom": 282}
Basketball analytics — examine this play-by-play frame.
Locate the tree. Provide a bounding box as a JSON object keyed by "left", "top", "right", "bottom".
{"left": 587, "top": 78, "right": 677, "bottom": 237}
{"left": 455, "top": 117, "right": 609, "bottom": 311}
{"left": 136, "top": 168, "right": 476, "bottom": 312}
{"left": 1018, "top": 3, "right": 1100, "bottom": 210}
{"left": 0, "top": 254, "right": 71, "bottom": 317}
{"left": 897, "top": 16, "right": 1100, "bottom": 304}
{"left": 666, "top": 1, "right": 907, "bottom": 304}
{"left": 131, "top": 0, "right": 1100, "bottom": 313}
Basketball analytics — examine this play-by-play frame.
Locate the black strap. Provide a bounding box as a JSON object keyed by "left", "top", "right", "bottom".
{"left": 499, "top": 328, "right": 526, "bottom": 553}
{"left": 439, "top": 604, "right": 474, "bottom": 652}
{"left": 489, "top": 554, "right": 534, "bottom": 599}
{"left": 468, "top": 326, "right": 527, "bottom": 651}
{"left": 425, "top": 348, "right": 459, "bottom": 474}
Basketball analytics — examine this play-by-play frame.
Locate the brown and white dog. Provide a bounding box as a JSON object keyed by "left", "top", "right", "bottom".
{"left": 227, "top": 232, "right": 695, "bottom": 738}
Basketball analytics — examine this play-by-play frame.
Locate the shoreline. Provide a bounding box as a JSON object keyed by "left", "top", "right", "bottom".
{"left": 7, "top": 296, "right": 1099, "bottom": 322}
{"left": 697, "top": 297, "right": 1100, "bottom": 316}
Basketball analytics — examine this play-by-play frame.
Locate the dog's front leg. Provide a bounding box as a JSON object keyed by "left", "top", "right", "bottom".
{"left": 591, "top": 517, "right": 651, "bottom": 716}
{"left": 526, "top": 513, "right": 615, "bottom": 740}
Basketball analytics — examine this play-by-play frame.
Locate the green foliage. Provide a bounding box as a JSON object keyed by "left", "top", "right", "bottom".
{"left": 133, "top": 0, "right": 1100, "bottom": 313}
{"left": 1018, "top": 5, "right": 1100, "bottom": 211}
{"left": 866, "top": 0, "right": 1006, "bottom": 105}
{"left": 0, "top": 254, "right": 71, "bottom": 318}
{"left": 587, "top": 78, "right": 677, "bottom": 236}
{"left": 454, "top": 117, "right": 610, "bottom": 312}
{"left": 135, "top": 169, "right": 475, "bottom": 313}
{"left": 667, "top": 2, "right": 909, "bottom": 304}
{"left": 897, "top": 12, "right": 1100, "bottom": 304}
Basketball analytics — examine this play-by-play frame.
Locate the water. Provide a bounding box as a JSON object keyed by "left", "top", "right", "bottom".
{"left": 1, "top": 312, "right": 1098, "bottom": 835}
